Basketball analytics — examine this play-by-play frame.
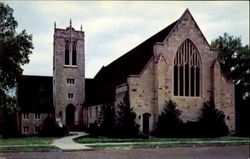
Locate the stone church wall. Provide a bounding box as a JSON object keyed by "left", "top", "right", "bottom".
{"left": 20, "top": 113, "right": 48, "bottom": 135}
{"left": 127, "top": 59, "right": 156, "bottom": 133}
{"left": 53, "top": 27, "right": 85, "bottom": 126}
{"left": 154, "top": 11, "right": 217, "bottom": 122}
{"left": 213, "top": 61, "right": 235, "bottom": 133}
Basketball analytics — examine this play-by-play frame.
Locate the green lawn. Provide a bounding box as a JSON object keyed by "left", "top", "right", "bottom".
{"left": 0, "top": 136, "right": 57, "bottom": 145}
{"left": 88, "top": 141, "right": 249, "bottom": 149}
{"left": 0, "top": 146, "right": 59, "bottom": 151}
{"left": 74, "top": 136, "right": 249, "bottom": 144}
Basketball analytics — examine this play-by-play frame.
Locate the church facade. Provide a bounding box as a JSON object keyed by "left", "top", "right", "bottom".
{"left": 82, "top": 9, "right": 235, "bottom": 134}
{"left": 16, "top": 9, "right": 235, "bottom": 135}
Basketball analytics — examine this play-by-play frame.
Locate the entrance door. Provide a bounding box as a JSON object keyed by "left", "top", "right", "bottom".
{"left": 66, "top": 104, "right": 75, "bottom": 125}
{"left": 143, "top": 113, "right": 151, "bottom": 134}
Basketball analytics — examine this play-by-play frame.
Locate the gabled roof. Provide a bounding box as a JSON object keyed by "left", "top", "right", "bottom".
{"left": 86, "top": 19, "right": 179, "bottom": 106}
{"left": 17, "top": 75, "right": 54, "bottom": 113}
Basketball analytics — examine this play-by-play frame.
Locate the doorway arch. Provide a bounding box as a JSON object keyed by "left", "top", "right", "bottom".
{"left": 143, "top": 113, "right": 151, "bottom": 134}
{"left": 66, "top": 104, "right": 75, "bottom": 125}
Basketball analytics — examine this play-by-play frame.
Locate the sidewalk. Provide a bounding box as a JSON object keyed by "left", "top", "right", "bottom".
{"left": 51, "top": 132, "right": 92, "bottom": 150}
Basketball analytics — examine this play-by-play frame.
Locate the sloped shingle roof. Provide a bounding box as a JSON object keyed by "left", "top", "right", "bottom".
{"left": 85, "top": 20, "right": 178, "bottom": 106}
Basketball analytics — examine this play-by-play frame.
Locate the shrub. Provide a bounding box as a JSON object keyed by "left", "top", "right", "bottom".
{"left": 181, "top": 121, "right": 201, "bottom": 137}
{"left": 155, "top": 100, "right": 183, "bottom": 137}
{"left": 199, "top": 101, "right": 229, "bottom": 137}
{"left": 88, "top": 122, "right": 100, "bottom": 137}
{"left": 116, "top": 100, "right": 139, "bottom": 138}
{"left": 39, "top": 115, "right": 68, "bottom": 137}
{"left": 115, "top": 93, "right": 139, "bottom": 138}
{"left": 97, "top": 103, "right": 116, "bottom": 137}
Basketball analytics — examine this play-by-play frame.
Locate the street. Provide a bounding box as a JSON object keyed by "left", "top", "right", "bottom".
{"left": 0, "top": 145, "right": 249, "bottom": 159}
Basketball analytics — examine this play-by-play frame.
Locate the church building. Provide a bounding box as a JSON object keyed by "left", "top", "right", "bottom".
{"left": 16, "top": 9, "right": 235, "bottom": 135}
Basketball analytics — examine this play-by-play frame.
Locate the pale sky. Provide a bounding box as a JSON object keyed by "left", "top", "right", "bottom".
{"left": 5, "top": 1, "right": 250, "bottom": 78}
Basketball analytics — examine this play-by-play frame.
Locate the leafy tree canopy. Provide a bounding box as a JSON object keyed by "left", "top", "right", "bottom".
{"left": 211, "top": 33, "right": 250, "bottom": 100}
{"left": 0, "top": 2, "right": 33, "bottom": 111}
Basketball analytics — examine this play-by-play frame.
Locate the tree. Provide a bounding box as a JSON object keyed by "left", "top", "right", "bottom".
{"left": 211, "top": 33, "right": 250, "bottom": 136}
{"left": 199, "top": 101, "right": 228, "bottom": 137}
{"left": 97, "top": 103, "right": 116, "bottom": 137}
{"left": 116, "top": 94, "right": 139, "bottom": 138}
{"left": 155, "top": 100, "right": 182, "bottom": 137}
{"left": 0, "top": 2, "right": 33, "bottom": 109}
{"left": 0, "top": 2, "right": 33, "bottom": 136}
{"left": 211, "top": 33, "right": 249, "bottom": 100}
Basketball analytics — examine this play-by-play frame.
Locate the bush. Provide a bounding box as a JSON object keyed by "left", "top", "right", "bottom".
{"left": 181, "top": 121, "right": 201, "bottom": 138}
{"left": 1, "top": 114, "right": 19, "bottom": 138}
{"left": 88, "top": 122, "right": 100, "bottom": 137}
{"left": 39, "top": 115, "right": 68, "bottom": 137}
{"left": 155, "top": 100, "right": 183, "bottom": 137}
{"left": 97, "top": 103, "right": 116, "bottom": 137}
{"left": 116, "top": 101, "right": 139, "bottom": 138}
{"left": 199, "top": 101, "right": 229, "bottom": 137}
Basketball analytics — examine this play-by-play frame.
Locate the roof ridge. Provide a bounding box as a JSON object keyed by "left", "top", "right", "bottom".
{"left": 94, "top": 19, "right": 179, "bottom": 80}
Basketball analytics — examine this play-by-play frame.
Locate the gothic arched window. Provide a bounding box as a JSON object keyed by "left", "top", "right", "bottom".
{"left": 65, "top": 41, "right": 70, "bottom": 65}
{"left": 72, "top": 41, "right": 77, "bottom": 65}
{"left": 173, "top": 39, "right": 201, "bottom": 97}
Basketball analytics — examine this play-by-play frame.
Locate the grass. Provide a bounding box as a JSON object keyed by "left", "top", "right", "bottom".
{"left": 0, "top": 146, "right": 59, "bottom": 151}
{"left": 0, "top": 136, "right": 57, "bottom": 145}
{"left": 88, "top": 141, "right": 249, "bottom": 149}
{"left": 74, "top": 136, "right": 249, "bottom": 144}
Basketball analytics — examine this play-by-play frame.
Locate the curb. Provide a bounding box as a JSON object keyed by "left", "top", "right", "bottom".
{"left": 0, "top": 148, "right": 96, "bottom": 153}
{"left": 84, "top": 142, "right": 250, "bottom": 150}
{"left": 62, "top": 148, "right": 96, "bottom": 152}
{"left": 0, "top": 149, "right": 61, "bottom": 153}
{"left": 0, "top": 143, "right": 248, "bottom": 153}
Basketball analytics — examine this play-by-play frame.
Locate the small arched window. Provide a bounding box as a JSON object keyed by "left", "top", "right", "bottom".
{"left": 173, "top": 39, "right": 201, "bottom": 97}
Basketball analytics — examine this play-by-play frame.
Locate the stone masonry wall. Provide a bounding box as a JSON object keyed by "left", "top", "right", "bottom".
{"left": 127, "top": 58, "right": 156, "bottom": 133}
{"left": 21, "top": 113, "right": 48, "bottom": 135}
{"left": 213, "top": 61, "right": 235, "bottom": 133}
{"left": 53, "top": 27, "right": 85, "bottom": 126}
{"left": 154, "top": 11, "right": 216, "bottom": 122}
{"left": 123, "top": 10, "right": 235, "bottom": 133}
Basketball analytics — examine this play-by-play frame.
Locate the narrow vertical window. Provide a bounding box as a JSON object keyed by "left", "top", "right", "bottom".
{"left": 23, "top": 113, "right": 29, "bottom": 119}
{"left": 68, "top": 93, "right": 73, "bottom": 99}
{"left": 173, "top": 39, "right": 201, "bottom": 97}
{"left": 96, "top": 106, "right": 98, "bottom": 118}
{"left": 35, "top": 113, "right": 41, "bottom": 120}
{"left": 89, "top": 107, "right": 92, "bottom": 118}
{"left": 190, "top": 67, "right": 195, "bottom": 96}
{"left": 72, "top": 41, "right": 77, "bottom": 65}
{"left": 174, "top": 65, "right": 178, "bottom": 95}
{"left": 196, "top": 67, "right": 200, "bottom": 96}
{"left": 65, "top": 41, "right": 69, "bottom": 65}
{"left": 179, "top": 66, "right": 183, "bottom": 96}
{"left": 185, "top": 64, "right": 189, "bottom": 96}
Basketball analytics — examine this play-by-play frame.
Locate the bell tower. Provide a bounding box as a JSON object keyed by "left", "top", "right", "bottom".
{"left": 53, "top": 20, "right": 85, "bottom": 127}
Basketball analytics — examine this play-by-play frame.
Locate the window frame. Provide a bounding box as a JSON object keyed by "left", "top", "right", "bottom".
{"left": 23, "top": 113, "right": 29, "bottom": 120}
{"left": 68, "top": 93, "right": 74, "bottom": 99}
{"left": 173, "top": 39, "right": 202, "bottom": 97}
{"left": 23, "top": 126, "right": 29, "bottom": 133}
{"left": 35, "top": 113, "right": 41, "bottom": 120}
{"left": 34, "top": 126, "right": 40, "bottom": 133}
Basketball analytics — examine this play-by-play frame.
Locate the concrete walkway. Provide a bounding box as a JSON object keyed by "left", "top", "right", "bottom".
{"left": 51, "top": 132, "right": 92, "bottom": 150}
